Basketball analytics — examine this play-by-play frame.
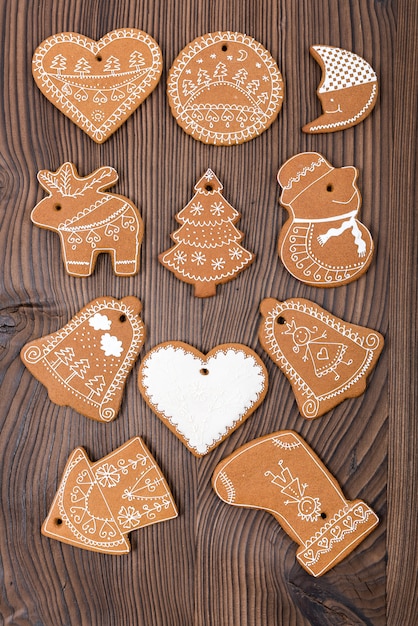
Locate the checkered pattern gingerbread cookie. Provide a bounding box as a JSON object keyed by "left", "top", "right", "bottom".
{"left": 303, "top": 45, "right": 378, "bottom": 133}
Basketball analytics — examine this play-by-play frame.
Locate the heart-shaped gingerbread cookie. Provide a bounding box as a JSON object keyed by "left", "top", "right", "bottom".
{"left": 138, "top": 342, "right": 268, "bottom": 456}
{"left": 33, "top": 29, "right": 163, "bottom": 143}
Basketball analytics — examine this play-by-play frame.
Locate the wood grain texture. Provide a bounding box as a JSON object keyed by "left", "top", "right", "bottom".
{"left": 0, "top": 0, "right": 414, "bottom": 625}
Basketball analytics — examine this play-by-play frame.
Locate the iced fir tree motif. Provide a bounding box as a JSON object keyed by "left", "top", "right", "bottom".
{"left": 159, "top": 169, "right": 255, "bottom": 297}
{"left": 104, "top": 55, "right": 121, "bottom": 75}
{"left": 50, "top": 53, "right": 67, "bottom": 75}
{"left": 74, "top": 57, "right": 91, "bottom": 78}
{"left": 129, "top": 50, "right": 145, "bottom": 71}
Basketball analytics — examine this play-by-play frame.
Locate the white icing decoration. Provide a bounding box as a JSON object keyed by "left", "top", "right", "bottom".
{"left": 141, "top": 346, "right": 266, "bottom": 454}
{"left": 89, "top": 313, "right": 112, "bottom": 331}
{"left": 100, "top": 333, "right": 123, "bottom": 357}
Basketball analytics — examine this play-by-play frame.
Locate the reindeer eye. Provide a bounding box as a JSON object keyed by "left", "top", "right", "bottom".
{"left": 54, "top": 203, "right": 62, "bottom": 211}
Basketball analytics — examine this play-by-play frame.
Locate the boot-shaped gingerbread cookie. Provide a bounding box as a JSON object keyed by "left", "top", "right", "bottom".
{"left": 259, "top": 297, "right": 384, "bottom": 418}
{"left": 212, "top": 431, "right": 379, "bottom": 576}
{"left": 42, "top": 437, "right": 178, "bottom": 553}
{"left": 21, "top": 296, "right": 145, "bottom": 422}
{"left": 277, "top": 152, "right": 373, "bottom": 287}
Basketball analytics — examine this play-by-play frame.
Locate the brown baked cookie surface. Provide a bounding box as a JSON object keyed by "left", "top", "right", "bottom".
{"left": 259, "top": 297, "right": 384, "bottom": 419}
{"left": 42, "top": 438, "right": 178, "bottom": 554}
{"left": 33, "top": 29, "right": 162, "bottom": 142}
{"left": 167, "top": 32, "right": 284, "bottom": 145}
{"left": 212, "top": 431, "right": 379, "bottom": 576}
{"left": 21, "top": 296, "right": 145, "bottom": 422}
{"left": 303, "top": 45, "right": 378, "bottom": 133}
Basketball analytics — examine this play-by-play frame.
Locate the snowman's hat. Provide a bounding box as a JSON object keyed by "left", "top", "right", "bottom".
{"left": 278, "top": 152, "right": 333, "bottom": 205}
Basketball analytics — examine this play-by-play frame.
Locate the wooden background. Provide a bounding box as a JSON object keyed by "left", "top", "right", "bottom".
{"left": 0, "top": 0, "right": 416, "bottom": 624}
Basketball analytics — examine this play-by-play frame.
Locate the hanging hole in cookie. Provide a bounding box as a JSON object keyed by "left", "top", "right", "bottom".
{"left": 55, "top": 518, "right": 63, "bottom": 526}
{"left": 205, "top": 185, "right": 213, "bottom": 191}
{"left": 276, "top": 316, "right": 286, "bottom": 325}
{"left": 54, "top": 203, "right": 62, "bottom": 211}
{"left": 326, "top": 184, "right": 333, "bottom": 192}
{"left": 320, "top": 512, "right": 327, "bottom": 519}
{"left": 96, "top": 55, "right": 102, "bottom": 62}
{"left": 119, "top": 314, "right": 127, "bottom": 323}
{"left": 200, "top": 368, "right": 209, "bottom": 376}
{"left": 221, "top": 44, "right": 228, "bottom": 52}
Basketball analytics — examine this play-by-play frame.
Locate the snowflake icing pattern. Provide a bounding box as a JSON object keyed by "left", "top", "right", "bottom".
{"left": 100, "top": 333, "right": 123, "bottom": 357}
{"left": 190, "top": 202, "right": 204, "bottom": 216}
{"left": 210, "top": 202, "right": 224, "bottom": 216}
{"left": 174, "top": 250, "right": 187, "bottom": 265}
{"left": 191, "top": 251, "right": 206, "bottom": 265}
{"left": 95, "top": 463, "right": 120, "bottom": 488}
{"left": 117, "top": 505, "right": 142, "bottom": 529}
{"left": 229, "top": 247, "right": 243, "bottom": 260}
{"left": 211, "top": 258, "right": 225, "bottom": 271}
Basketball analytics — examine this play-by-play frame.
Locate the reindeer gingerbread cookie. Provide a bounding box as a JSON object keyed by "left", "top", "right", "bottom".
{"left": 31, "top": 162, "right": 143, "bottom": 277}
{"left": 277, "top": 152, "right": 374, "bottom": 287}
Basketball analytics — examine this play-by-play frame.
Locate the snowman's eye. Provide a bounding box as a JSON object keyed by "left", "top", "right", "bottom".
{"left": 326, "top": 184, "right": 333, "bottom": 192}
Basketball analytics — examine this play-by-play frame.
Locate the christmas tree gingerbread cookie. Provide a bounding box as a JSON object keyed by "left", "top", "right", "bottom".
{"left": 33, "top": 29, "right": 163, "bottom": 142}
{"left": 277, "top": 152, "right": 374, "bottom": 287}
{"left": 138, "top": 341, "right": 268, "bottom": 456}
{"left": 303, "top": 45, "right": 378, "bottom": 133}
{"left": 21, "top": 296, "right": 145, "bottom": 422}
{"left": 42, "top": 437, "right": 178, "bottom": 554}
{"left": 212, "top": 430, "right": 379, "bottom": 576}
{"left": 167, "top": 32, "right": 284, "bottom": 145}
{"left": 159, "top": 169, "right": 255, "bottom": 297}
{"left": 31, "top": 162, "right": 144, "bottom": 277}
{"left": 259, "top": 297, "right": 384, "bottom": 419}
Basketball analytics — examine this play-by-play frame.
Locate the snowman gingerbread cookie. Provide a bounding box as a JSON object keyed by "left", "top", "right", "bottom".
{"left": 303, "top": 45, "right": 378, "bottom": 133}
{"left": 277, "top": 152, "right": 374, "bottom": 287}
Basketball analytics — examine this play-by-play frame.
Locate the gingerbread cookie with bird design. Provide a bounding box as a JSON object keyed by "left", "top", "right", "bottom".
{"left": 277, "top": 152, "right": 374, "bottom": 287}
{"left": 258, "top": 297, "right": 384, "bottom": 419}
{"left": 33, "top": 29, "right": 162, "bottom": 142}
{"left": 303, "top": 45, "right": 378, "bottom": 133}
{"left": 21, "top": 296, "right": 145, "bottom": 422}
{"left": 42, "top": 437, "right": 178, "bottom": 554}
{"left": 167, "top": 32, "right": 284, "bottom": 145}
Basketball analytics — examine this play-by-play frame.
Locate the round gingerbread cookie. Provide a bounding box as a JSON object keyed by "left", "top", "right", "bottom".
{"left": 167, "top": 32, "right": 284, "bottom": 145}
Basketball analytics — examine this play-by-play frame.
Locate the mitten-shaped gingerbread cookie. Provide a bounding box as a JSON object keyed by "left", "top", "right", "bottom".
{"left": 302, "top": 45, "right": 378, "bottom": 133}
{"left": 42, "top": 437, "right": 178, "bottom": 554}
{"left": 277, "top": 153, "right": 373, "bottom": 287}
{"left": 259, "top": 297, "right": 384, "bottom": 418}
{"left": 21, "top": 296, "right": 145, "bottom": 422}
{"left": 159, "top": 169, "right": 254, "bottom": 297}
{"left": 212, "top": 431, "right": 379, "bottom": 576}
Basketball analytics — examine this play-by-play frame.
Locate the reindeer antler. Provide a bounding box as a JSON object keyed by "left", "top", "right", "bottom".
{"left": 37, "top": 163, "right": 119, "bottom": 197}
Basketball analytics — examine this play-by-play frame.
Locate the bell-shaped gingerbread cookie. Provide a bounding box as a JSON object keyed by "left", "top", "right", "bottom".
{"left": 277, "top": 152, "right": 374, "bottom": 287}
{"left": 21, "top": 296, "right": 145, "bottom": 422}
{"left": 303, "top": 45, "right": 378, "bottom": 133}
{"left": 212, "top": 431, "right": 379, "bottom": 576}
{"left": 42, "top": 438, "right": 178, "bottom": 554}
{"left": 259, "top": 297, "right": 384, "bottom": 418}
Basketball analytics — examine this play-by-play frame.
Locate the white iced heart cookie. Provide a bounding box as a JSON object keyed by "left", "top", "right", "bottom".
{"left": 138, "top": 342, "right": 268, "bottom": 456}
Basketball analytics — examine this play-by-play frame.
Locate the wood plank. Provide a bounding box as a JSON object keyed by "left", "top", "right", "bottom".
{"left": 0, "top": 0, "right": 413, "bottom": 624}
